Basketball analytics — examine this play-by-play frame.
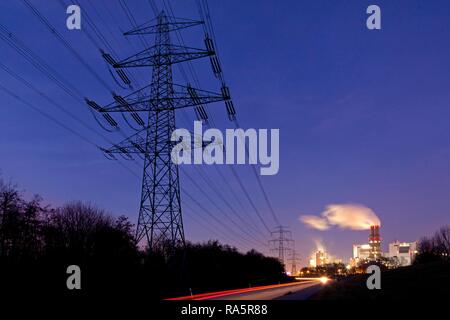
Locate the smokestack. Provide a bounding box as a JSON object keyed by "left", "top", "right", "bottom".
{"left": 369, "top": 225, "right": 381, "bottom": 259}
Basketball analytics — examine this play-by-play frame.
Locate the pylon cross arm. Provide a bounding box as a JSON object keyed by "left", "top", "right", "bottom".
{"left": 102, "top": 127, "right": 214, "bottom": 157}
{"left": 113, "top": 44, "right": 213, "bottom": 68}
{"left": 99, "top": 84, "right": 225, "bottom": 112}
{"left": 124, "top": 19, "right": 204, "bottom": 35}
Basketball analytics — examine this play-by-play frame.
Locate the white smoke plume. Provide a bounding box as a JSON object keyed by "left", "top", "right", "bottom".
{"left": 300, "top": 215, "right": 330, "bottom": 230}
{"left": 314, "top": 239, "right": 325, "bottom": 251}
{"left": 300, "top": 204, "right": 380, "bottom": 231}
{"left": 308, "top": 238, "right": 340, "bottom": 264}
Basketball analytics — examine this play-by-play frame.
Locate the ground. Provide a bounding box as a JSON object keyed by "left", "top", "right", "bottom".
{"left": 310, "top": 262, "right": 450, "bottom": 300}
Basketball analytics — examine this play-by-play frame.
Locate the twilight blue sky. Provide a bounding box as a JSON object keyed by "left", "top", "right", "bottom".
{"left": 0, "top": 0, "right": 449, "bottom": 265}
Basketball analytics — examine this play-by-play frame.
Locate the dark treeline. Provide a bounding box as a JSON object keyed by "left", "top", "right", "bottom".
{"left": 0, "top": 178, "right": 285, "bottom": 299}
{"left": 415, "top": 226, "right": 450, "bottom": 264}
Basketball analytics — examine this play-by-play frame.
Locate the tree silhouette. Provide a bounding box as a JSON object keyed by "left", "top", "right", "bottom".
{"left": 416, "top": 226, "right": 450, "bottom": 264}
{"left": 0, "top": 177, "right": 285, "bottom": 298}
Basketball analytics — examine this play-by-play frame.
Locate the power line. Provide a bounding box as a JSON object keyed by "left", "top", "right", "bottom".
{"left": 21, "top": 0, "right": 114, "bottom": 92}
{"left": 58, "top": 0, "right": 112, "bottom": 54}
{"left": 94, "top": 12, "right": 214, "bottom": 251}
{"left": 235, "top": 119, "right": 281, "bottom": 226}
{"left": 181, "top": 167, "right": 267, "bottom": 245}
{"left": 229, "top": 166, "right": 272, "bottom": 233}
{"left": 174, "top": 107, "right": 269, "bottom": 240}
{"left": 0, "top": 81, "right": 142, "bottom": 182}
{"left": 57, "top": 0, "right": 146, "bottom": 95}
{"left": 0, "top": 61, "right": 107, "bottom": 144}
{"left": 7, "top": 0, "right": 282, "bottom": 255}
{"left": 147, "top": 0, "right": 159, "bottom": 16}
{"left": 0, "top": 83, "right": 96, "bottom": 148}
{"left": 195, "top": 0, "right": 282, "bottom": 227}
{"left": 18, "top": 1, "right": 137, "bottom": 134}
{"left": 97, "top": 5, "right": 272, "bottom": 247}
{"left": 0, "top": 76, "right": 249, "bottom": 250}
{"left": 162, "top": 1, "right": 274, "bottom": 235}
{"left": 192, "top": 165, "right": 267, "bottom": 239}
{"left": 0, "top": 24, "right": 119, "bottom": 137}
{"left": 0, "top": 25, "right": 144, "bottom": 178}
{"left": 182, "top": 203, "right": 254, "bottom": 252}
{"left": 1, "top": 2, "right": 269, "bottom": 254}
{"left": 124, "top": 155, "right": 261, "bottom": 251}
{"left": 118, "top": 0, "right": 151, "bottom": 50}
{"left": 117, "top": 1, "right": 281, "bottom": 244}
{"left": 182, "top": 188, "right": 264, "bottom": 251}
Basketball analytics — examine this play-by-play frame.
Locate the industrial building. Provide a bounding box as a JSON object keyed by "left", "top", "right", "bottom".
{"left": 353, "top": 244, "right": 372, "bottom": 261}
{"left": 309, "top": 250, "right": 328, "bottom": 267}
{"left": 352, "top": 225, "right": 382, "bottom": 263}
{"left": 388, "top": 241, "right": 418, "bottom": 266}
{"left": 351, "top": 235, "right": 418, "bottom": 268}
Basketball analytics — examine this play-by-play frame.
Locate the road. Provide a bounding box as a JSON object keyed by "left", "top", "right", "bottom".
{"left": 166, "top": 279, "right": 325, "bottom": 300}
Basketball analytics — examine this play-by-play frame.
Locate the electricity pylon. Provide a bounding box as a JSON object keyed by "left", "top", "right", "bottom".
{"left": 87, "top": 11, "right": 234, "bottom": 252}
{"left": 288, "top": 250, "right": 301, "bottom": 276}
{"left": 269, "top": 226, "right": 294, "bottom": 268}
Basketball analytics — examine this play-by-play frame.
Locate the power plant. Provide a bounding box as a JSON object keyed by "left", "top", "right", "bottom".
{"left": 350, "top": 224, "right": 418, "bottom": 267}
{"left": 351, "top": 225, "right": 383, "bottom": 265}
{"left": 309, "top": 250, "right": 328, "bottom": 268}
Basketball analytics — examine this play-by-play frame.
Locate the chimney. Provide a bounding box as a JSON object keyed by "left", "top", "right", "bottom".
{"left": 369, "top": 225, "right": 381, "bottom": 259}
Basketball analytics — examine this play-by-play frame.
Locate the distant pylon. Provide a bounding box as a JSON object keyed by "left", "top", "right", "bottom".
{"left": 269, "top": 226, "right": 294, "bottom": 269}
{"left": 288, "top": 250, "right": 301, "bottom": 276}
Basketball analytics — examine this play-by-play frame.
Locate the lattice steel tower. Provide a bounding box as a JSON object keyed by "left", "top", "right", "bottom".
{"left": 136, "top": 13, "right": 182, "bottom": 249}
{"left": 288, "top": 250, "right": 300, "bottom": 276}
{"left": 87, "top": 11, "right": 234, "bottom": 251}
{"left": 269, "top": 226, "right": 294, "bottom": 268}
